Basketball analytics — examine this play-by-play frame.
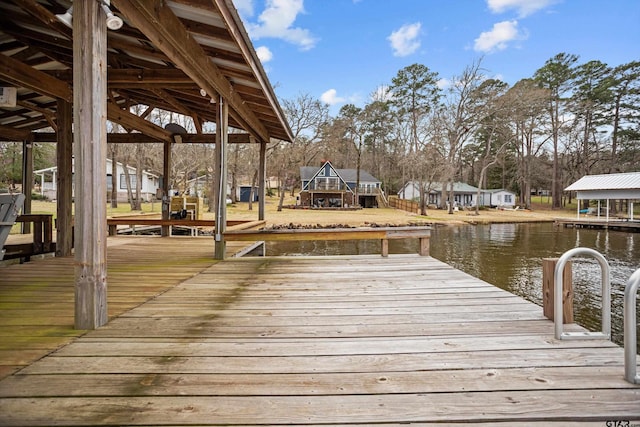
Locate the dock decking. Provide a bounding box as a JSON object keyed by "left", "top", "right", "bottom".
{"left": 0, "top": 236, "right": 252, "bottom": 379}
{"left": 0, "top": 249, "right": 638, "bottom": 425}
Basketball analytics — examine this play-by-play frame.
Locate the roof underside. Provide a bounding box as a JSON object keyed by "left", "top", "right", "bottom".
{"left": 0, "top": 0, "right": 292, "bottom": 143}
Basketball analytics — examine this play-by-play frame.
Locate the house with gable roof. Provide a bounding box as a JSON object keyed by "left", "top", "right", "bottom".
{"left": 299, "top": 161, "right": 383, "bottom": 208}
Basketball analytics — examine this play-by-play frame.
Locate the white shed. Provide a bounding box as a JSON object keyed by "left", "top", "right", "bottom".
{"left": 480, "top": 189, "right": 517, "bottom": 208}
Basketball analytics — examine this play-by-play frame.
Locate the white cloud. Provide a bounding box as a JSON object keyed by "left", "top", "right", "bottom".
{"left": 247, "top": 0, "right": 318, "bottom": 51}
{"left": 233, "top": 0, "right": 254, "bottom": 17}
{"left": 388, "top": 22, "right": 421, "bottom": 57}
{"left": 474, "top": 20, "right": 524, "bottom": 53}
{"left": 255, "top": 46, "right": 273, "bottom": 63}
{"left": 487, "top": 0, "right": 556, "bottom": 17}
{"left": 320, "top": 89, "right": 346, "bottom": 105}
{"left": 437, "top": 78, "right": 451, "bottom": 89}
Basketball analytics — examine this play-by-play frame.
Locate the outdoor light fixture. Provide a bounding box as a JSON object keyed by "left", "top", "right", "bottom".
{"left": 101, "top": 3, "right": 123, "bottom": 30}
{"left": 55, "top": 6, "right": 73, "bottom": 28}
{"left": 55, "top": 2, "right": 124, "bottom": 31}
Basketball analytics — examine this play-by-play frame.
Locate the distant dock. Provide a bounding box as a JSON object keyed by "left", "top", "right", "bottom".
{"left": 555, "top": 218, "right": 640, "bottom": 232}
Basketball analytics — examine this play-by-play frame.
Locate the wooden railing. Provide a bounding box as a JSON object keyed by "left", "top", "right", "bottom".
{"left": 223, "top": 226, "right": 431, "bottom": 258}
{"left": 107, "top": 218, "right": 264, "bottom": 236}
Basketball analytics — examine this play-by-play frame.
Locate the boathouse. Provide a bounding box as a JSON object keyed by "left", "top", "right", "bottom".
{"left": 565, "top": 171, "right": 640, "bottom": 221}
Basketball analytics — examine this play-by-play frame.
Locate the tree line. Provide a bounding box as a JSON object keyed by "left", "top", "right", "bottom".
{"left": 275, "top": 54, "right": 639, "bottom": 213}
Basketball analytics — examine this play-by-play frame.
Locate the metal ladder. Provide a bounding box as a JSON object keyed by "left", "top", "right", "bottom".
{"left": 554, "top": 247, "right": 611, "bottom": 340}
{"left": 554, "top": 247, "right": 639, "bottom": 385}
{"left": 624, "top": 268, "right": 640, "bottom": 384}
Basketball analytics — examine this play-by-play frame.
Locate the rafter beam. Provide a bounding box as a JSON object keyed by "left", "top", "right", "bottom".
{"left": 213, "top": 0, "right": 292, "bottom": 143}
{"left": 0, "top": 52, "right": 72, "bottom": 102}
{"left": 106, "top": 102, "right": 172, "bottom": 142}
{"left": 112, "top": 0, "right": 270, "bottom": 142}
{"left": 48, "top": 69, "right": 195, "bottom": 86}
{"left": 0, "top": 124, "right": 32, "bottom": 141}
{"left": 10, "top": 0, "right": 73, "bottom": 41}
{"left": 149, "top": 87, "right": 193, "bottom": 117}
{"left": 28, "top": 132, "right": 253, "bottom": 144}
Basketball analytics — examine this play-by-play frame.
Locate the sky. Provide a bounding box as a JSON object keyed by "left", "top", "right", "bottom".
{"left": 234, "top": 0, "right": 640, "bottom": 116}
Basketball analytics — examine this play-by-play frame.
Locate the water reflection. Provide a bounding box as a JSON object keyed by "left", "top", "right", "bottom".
{"left": 266, "top": 223, "right": 640, "bottom": 351}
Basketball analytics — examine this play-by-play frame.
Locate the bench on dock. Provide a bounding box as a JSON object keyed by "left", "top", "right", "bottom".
{"left": 223, "top": 226, "right": 431, "bottom": 257}
{"left": 0, "top": 193, "right": 25, "bottom": 260}
{"left": 2, "top": 214, "right": 55, "bottom": 261}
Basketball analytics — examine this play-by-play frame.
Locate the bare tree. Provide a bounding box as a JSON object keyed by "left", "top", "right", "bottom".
{"left": 434, "top": 60, "right": 490, "bottom": 213}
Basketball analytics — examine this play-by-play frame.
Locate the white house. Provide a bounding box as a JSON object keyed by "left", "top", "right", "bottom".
{"left": 34, "top": 158, "right": 160, "bottom": 202}
{"left": 398, "top": 181, "right": 516, "bottom": 208}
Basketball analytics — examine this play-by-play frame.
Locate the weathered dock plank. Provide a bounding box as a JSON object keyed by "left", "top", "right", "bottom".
{"left": 0, "top": 254, "right": 638, "bottom": 426}
{"left": 0, "top": 237, "right": 247, "bottom": 378}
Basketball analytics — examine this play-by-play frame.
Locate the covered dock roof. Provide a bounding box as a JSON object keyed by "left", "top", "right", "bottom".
{"left": 565, "top": 172, "right": 640, "bottom": 200}
{"left": 0, "top": 0, "right": 293, "bottom": 143}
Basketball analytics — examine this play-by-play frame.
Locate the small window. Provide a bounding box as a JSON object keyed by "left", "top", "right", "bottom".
{"left": 120, "top": 174, "right": 137, "bottom": 190}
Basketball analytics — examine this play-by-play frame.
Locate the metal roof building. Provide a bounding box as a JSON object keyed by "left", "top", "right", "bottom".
{"left": 565, "top": 172, "right": 640, "bottom": 200}
{"left": 564, "top": 172, "right": 640, "bottom": 221}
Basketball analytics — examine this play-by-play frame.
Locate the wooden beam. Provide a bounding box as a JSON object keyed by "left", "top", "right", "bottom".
{"left": 12, "top": 0, "right": 73, "bottom": 41}
{"left": 112, "top": 0, "right": 270, "bottom": 142}
{"left": 49, "top": 68, "right": 195, "bottom": 86}
{"left": 0, "top": 124, "right": 31, "bottom": 142}
{"left": 149, "top": 88, "right": 193, "bottom": 117}
{"left": 0, "top": 52, "right": 72, "bottom": 102}
{"left": 106, "top": 102, "right": 172, "bottom": 142}
{"left": 16, "top": 100, "right": 57, "bottom": 131}
{"left": 29, "top": 132, "right": 252, "bottom": 144}
{"left": 73, "top": 0, "right": 108, "bottom": 330}
{"left": 56, "top": 99, "right": 73, "bottom": 257}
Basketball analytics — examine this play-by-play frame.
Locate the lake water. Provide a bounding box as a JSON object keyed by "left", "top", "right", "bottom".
{"left": 266, "top": 222, "right": 640, "bottom": 351}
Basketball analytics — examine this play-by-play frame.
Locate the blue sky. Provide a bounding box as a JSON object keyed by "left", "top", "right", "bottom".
{"left": 235, "top": 0, "right": 640, "bottom": 115}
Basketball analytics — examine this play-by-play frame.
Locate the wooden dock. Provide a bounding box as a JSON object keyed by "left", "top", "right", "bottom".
{"left": 0, "top": 251, "right": 638, "bottom": 424}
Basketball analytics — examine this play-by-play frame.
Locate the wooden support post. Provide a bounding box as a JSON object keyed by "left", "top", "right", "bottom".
{"left": 73, "top": 0, "right": 108, "bottom": 329}
{"left": 21, "top": 139, "right": 33, "bottom": 234}
{"left": 419, "top": 237, "right": 430, "bottom": 256}
{"left": 56, "top": 99, "right": 73, "bottom": 256}
{"left": 214, "top": 95, "right": 228, "bottom": 260}
{"left": 161, "top": 141, "right": 171, "bottom": 237}
{"left": 543, "top": 258, "right": 573, "bottom": 323}
{"left": 258, "top": 141, "right": 266, "bottom": 221}
{"left": 381, "top": 239, "right": 389, "bottom": 257}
